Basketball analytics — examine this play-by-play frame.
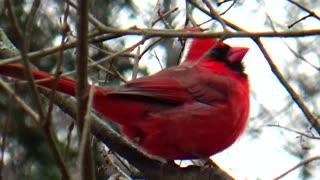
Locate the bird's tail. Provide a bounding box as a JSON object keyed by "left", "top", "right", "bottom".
{"left": 0, "top": 64, "right": 77, "bottom": 97}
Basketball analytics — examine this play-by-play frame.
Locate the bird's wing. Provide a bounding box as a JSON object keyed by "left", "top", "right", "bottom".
{"left": 107, "top": 76, "right": 195, "bottom": 103}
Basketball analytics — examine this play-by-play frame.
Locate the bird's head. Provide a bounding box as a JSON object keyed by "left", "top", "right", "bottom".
{"left": 183, "top": 38, "right": 249, "bottom": 74}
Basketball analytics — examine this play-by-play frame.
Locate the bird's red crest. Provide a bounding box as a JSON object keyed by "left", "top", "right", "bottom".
{"left": 184, "top": 38, "right": 226, "bottom": 63}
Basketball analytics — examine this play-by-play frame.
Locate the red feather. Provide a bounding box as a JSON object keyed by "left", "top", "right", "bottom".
{"left": 0, "top": 38, "right": 249, "bottom": 160}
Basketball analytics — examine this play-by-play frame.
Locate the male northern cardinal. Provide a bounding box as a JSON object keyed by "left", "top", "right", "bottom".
{"left": 0, "top": 38, "right": 249, "bottom": 160}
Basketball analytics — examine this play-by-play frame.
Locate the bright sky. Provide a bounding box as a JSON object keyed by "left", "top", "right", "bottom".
{"left": 117, "top": 0, "right": 320, "bottom": 179}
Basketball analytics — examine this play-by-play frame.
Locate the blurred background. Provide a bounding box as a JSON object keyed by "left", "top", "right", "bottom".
{"left": 0, "top": 0, "right": 319, "bottom": 179}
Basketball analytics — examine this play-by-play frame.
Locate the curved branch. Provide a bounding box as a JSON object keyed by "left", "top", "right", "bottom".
{"left": 253, "top": 39, "right": 320, "bottom": 135}
{"left": 274, "top": 155, "right": 320, "bottom": 179}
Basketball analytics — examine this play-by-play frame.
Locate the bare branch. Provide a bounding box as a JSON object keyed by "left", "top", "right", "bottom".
{"left": 274, "top": 155, "right": 320, "bottom": 179}
{"left": 75, "top": 0, "right": 95, "bottom": 179}
{"left": 5, "top": 0, "right": 45, "bottom": 121}
{"left": 253, "top": 39, "right": 320, "bottom": 135}
{"left": 203, "top": 0, "right": 229, "bottom": 32}
{"left": 3, "top": 2, "right": 70, "bottom": 178}
{"left": 267, "top": 124, "right": 320, "bottom": 140}
{"left": 288, "top": 0, "right": 320, "bottom": 28}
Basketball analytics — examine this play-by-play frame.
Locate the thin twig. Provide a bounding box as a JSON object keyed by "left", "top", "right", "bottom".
{"left": 5, "top": 0, "right": 46, "bottom": 121}
{"left": 153, "top": 51, "right": 163, "bottom": 70}
{"left": 287, "top": 0, "right": 320, "bottom": 28}
{"left": 157, "top": 7, "right": 173, "bottom": 29}
{"left": 4, "top": 1, "right": 70, "bottom": 178}
{"left": 65, "top": 0, "right": 115, "bottom": 32}
{"left": 151, "top": 7, "right": 179, "bottom": 26}
{"left": 274, "top": 155, "right": 320, "bottom": 180}
{"left": 217, "top": 0, "right": 233, "bottom": 6}
{"left": 24, "top": 0, "right": 41, "bottom": 50}
{"left": 0, "top": 80, "right": 39, "bottom": 122}
{"left": 282, "top": 39, "right": 319, "bottom": 70}
{"left": 253, "top": 39, "right": 320, "bottom": 134}
{"left": 89, "top": 38, "right": 149, "bottom": 68}
{"left": 88, "top": 57, "right": 127, "bottom": 82}
{"left": 265, "top": 8, "right": 319, "bottom": 70}
{"left": 267, "top": 124, "right": 320, "bottom": 140}
{"left": 64, "top": 122, "right": 74, "bottom": 160}
{"left": 44, "top": 4, "right": 71, "bottom": 129}
{"left": 138, "top": 38, "right": 162, "bottom": 62}
{"left": 132, "top": 46, "right": 140, "bottom": 80}
{"left": 288, "top": 14, "right": 312, "bottom": 29}
{"left": 220, "top": 0, "right": 238, "bottom": 15}
{"left": 0, "top": 32, "right": 122, "bottom": 65}
{"left": 288, "top": 0, "right": 320, "bottom": 20}
{"left": 202, "top": 0, "right": 229, "bottom": 32}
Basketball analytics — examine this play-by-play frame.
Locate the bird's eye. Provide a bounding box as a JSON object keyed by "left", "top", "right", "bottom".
{"left": 209, "top": 44, "right": 245, "bottom": 72}
{"left": 209, "top": 45, "right": 230, "bottom": 62}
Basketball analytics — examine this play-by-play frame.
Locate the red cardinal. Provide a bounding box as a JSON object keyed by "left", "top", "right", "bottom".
{"left": 0, "top": 38, "right": 249, "bottom": 160}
